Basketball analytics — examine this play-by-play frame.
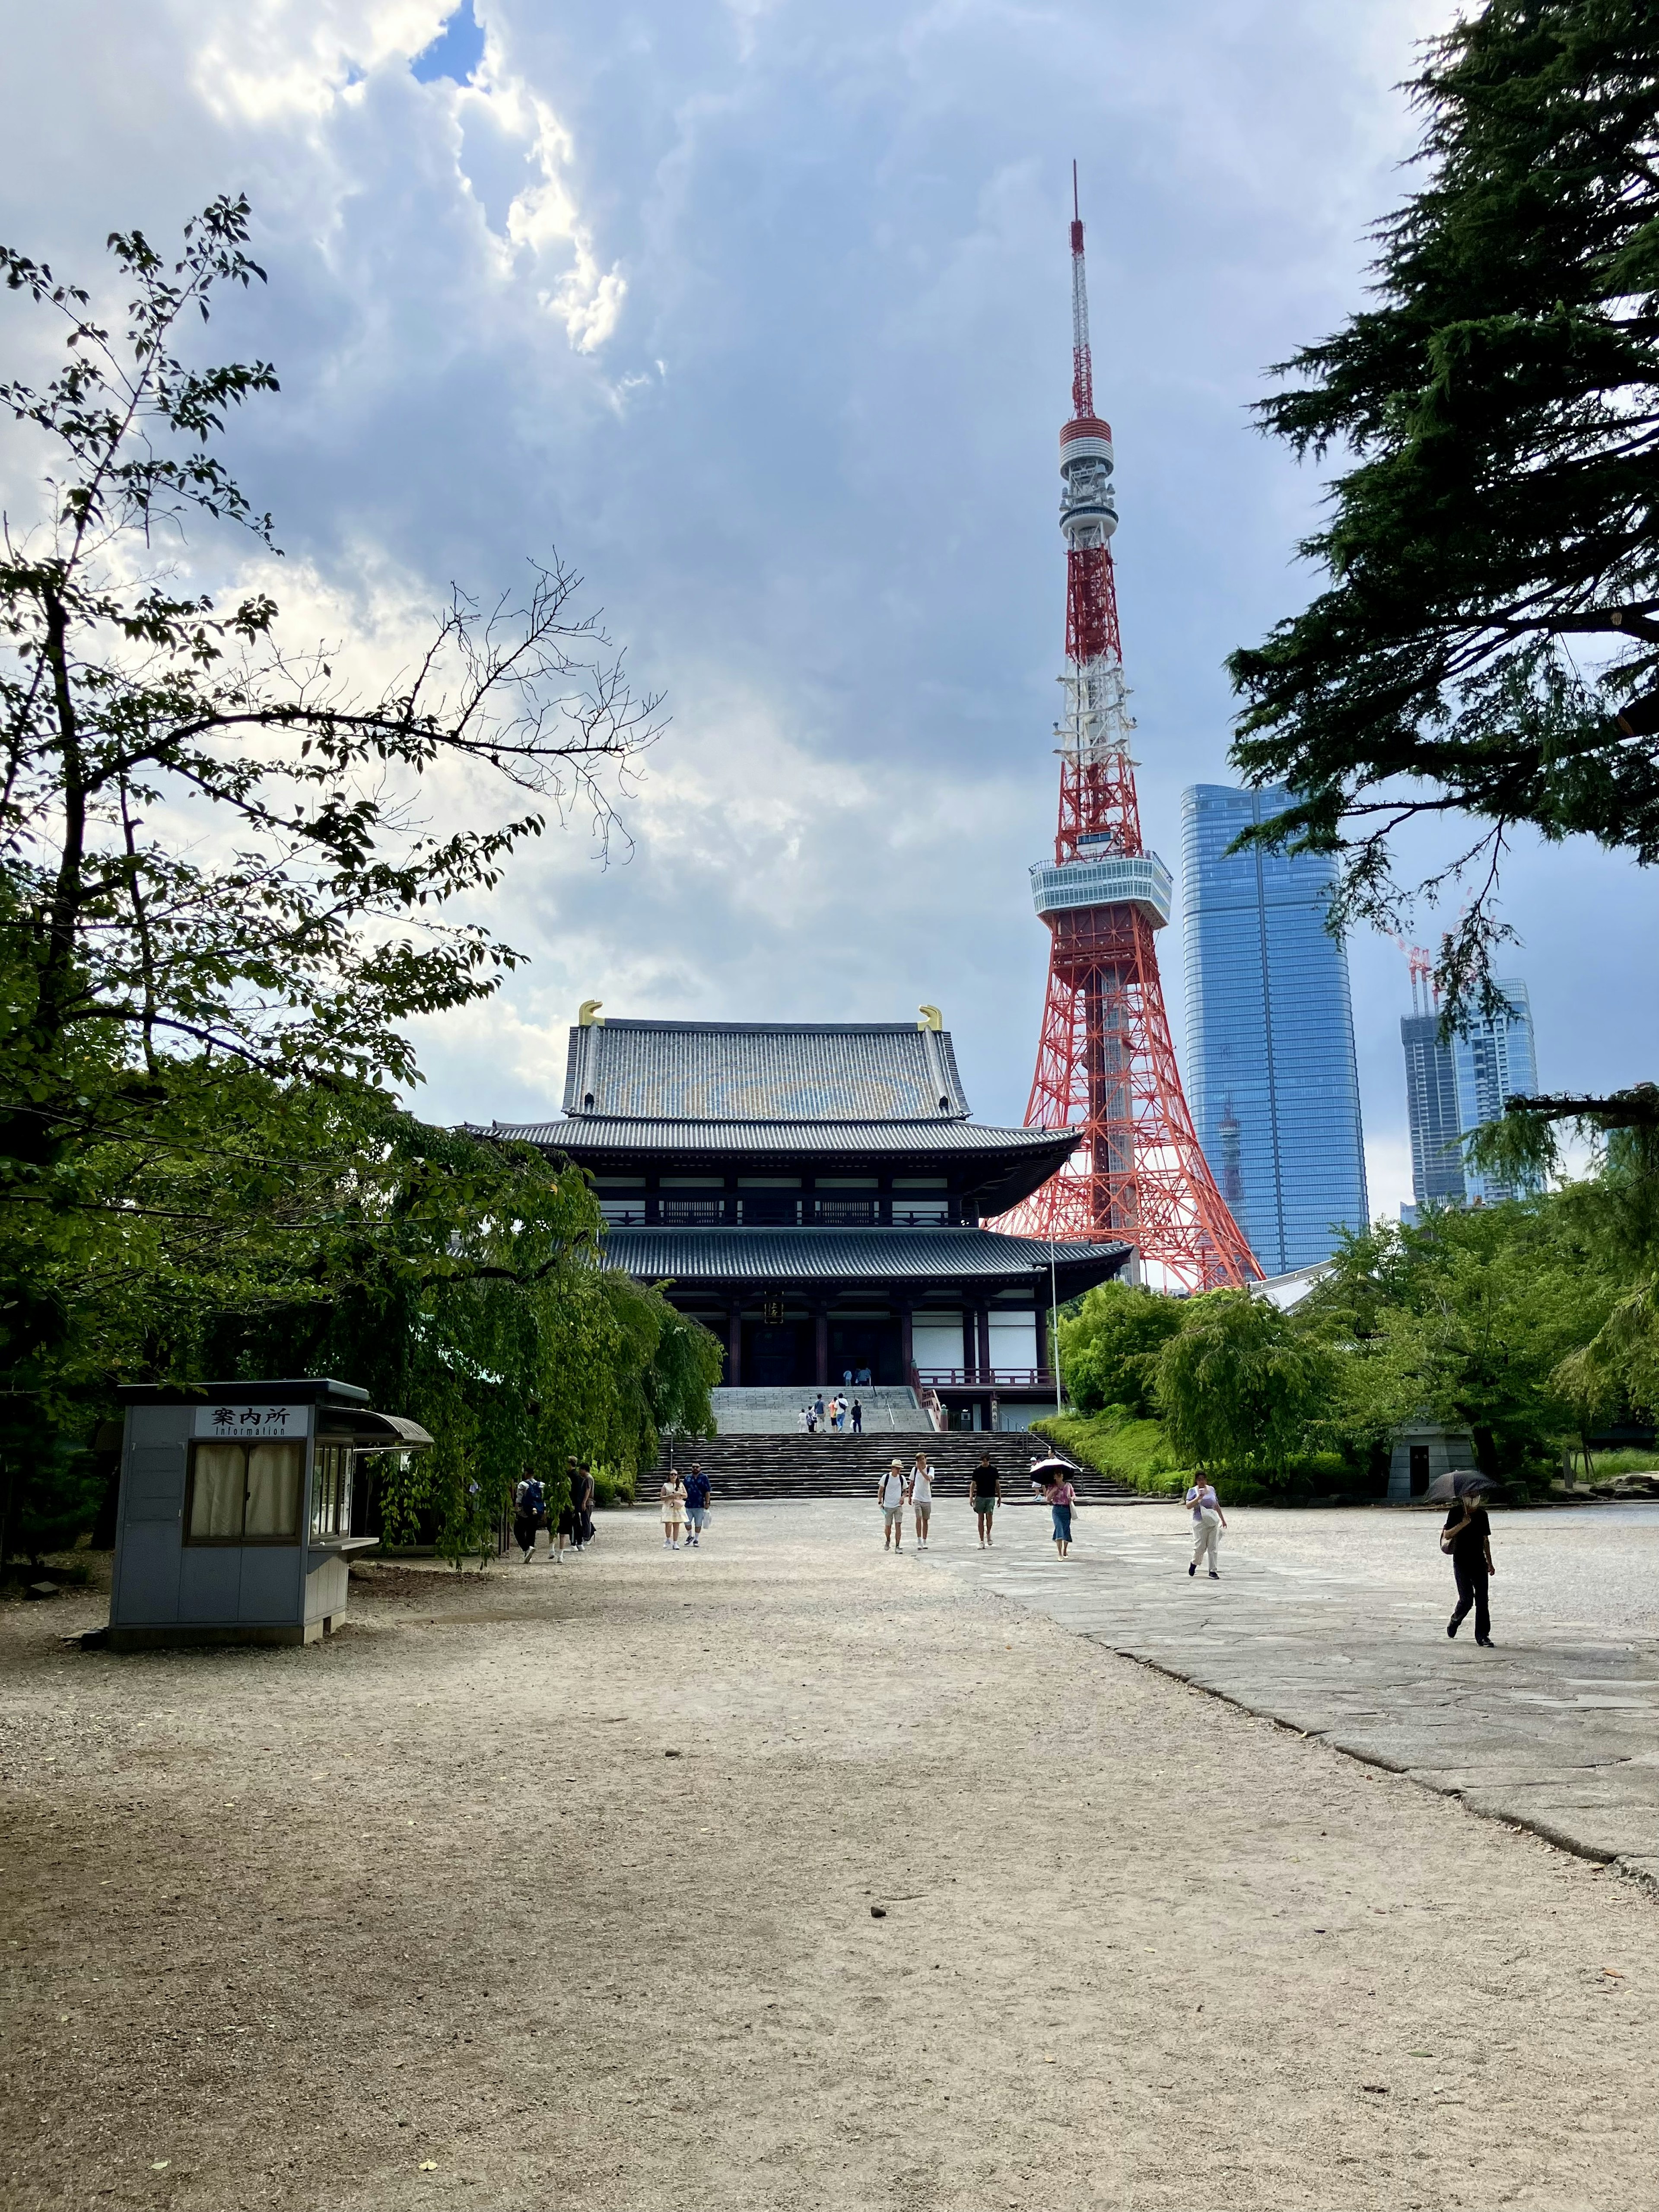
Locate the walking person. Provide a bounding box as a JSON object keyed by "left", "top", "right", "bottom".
{"left": 910, "top": 1452, "right": 934, "bottom": 1548}
{"left": 877, "top": 1459, "right": 909, "bottom": 1551}
{"left": 851, "top": 1397, "right": 862, "bottom": 1435}
{"left": 684, "top": 1463, "right": 712, "bottom": 1548}
{"left": 814, "top": 1391, "right": 826, "bottom": 1430}
{"left": 970, "top": 1452, "right": 1000, "bottom": 1548}
{"left": 1045, "top": 1469, "right": 1077, "bottom": 1558}
{"left": 1443, "top": 1484, "right": 1497, "bottom": 1645}
{"left": 1185, "top": 1476, "right": 1225, "bottom": 1578}
{"left": 574, "top": 1461, "right": 596, "bottom": 1551}
{"left": 553, "top": 1457, "right": 579, "bottom": 1562}
{"left": 512, "top": 1468, "right": 543, "bottom": 1564}
{"left": 661, "top": 1466, "right": 688, "bottom": 1551}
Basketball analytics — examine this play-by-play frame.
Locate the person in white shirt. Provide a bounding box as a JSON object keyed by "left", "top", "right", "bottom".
{"left": 909, "top": 1453, "right": 934, "bottom": 1548}
{"left": 1185, "top": 1478, "right": 1226, "bottom": 1578}
{"left": 877, "top": 1459, "right": 909, "bottom": 1551}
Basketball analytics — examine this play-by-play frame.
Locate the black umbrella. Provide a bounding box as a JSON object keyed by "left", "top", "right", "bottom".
{"left": 1425, "top": 1469, "right": 1496, "bottom": 1505}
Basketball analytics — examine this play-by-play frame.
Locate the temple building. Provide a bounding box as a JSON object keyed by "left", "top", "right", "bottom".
{"left": 477, "top": 1013, "right": 1128, "bottom": 1431}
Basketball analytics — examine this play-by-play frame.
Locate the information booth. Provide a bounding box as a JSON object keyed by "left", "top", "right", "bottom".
{"left": 108, "top": 1377, "right": 432, "bottom": 1650}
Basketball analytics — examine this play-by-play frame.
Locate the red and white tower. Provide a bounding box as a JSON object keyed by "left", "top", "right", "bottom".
{"left": 995, "top": 176, "right": 1259, "bottom": 1290}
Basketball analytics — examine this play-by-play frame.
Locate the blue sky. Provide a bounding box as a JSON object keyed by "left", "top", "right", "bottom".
{"left": 5, "top": 0, "right": 1655, "bottom": 1216}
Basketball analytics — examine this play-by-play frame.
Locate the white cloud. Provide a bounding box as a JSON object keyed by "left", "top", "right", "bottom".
{"left": 5, "top": 0, "right": 1653, "bottom": 1211}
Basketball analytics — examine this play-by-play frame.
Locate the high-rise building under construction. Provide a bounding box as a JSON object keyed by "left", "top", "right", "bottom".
{"left": 1181, "top": 782, "right": 1368, "bottom": 1274}
{"left": 1402, "top": 971, "right": 1539, "bottom": 1209}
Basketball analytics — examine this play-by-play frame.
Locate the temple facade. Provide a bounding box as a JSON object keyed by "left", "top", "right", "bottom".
{"left": 477, "top": 1015, "right": 1128, "bottom": 1431}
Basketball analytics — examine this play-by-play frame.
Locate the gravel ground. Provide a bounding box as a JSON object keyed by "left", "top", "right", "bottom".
{"left": 3, "top": 1500, "right": 1656, "bottom": 2212}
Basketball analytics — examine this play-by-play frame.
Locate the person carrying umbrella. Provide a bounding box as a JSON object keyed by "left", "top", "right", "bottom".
{"left": 1433, "top": 1470, "right": 1497, "bottom": 1646}
{"left": 1029, "top": 1456, "right": 1077, "bottom": 1558}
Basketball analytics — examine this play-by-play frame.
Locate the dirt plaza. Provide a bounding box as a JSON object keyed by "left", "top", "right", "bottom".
{"left": 3, "top": 1497, "right": 1656, "bottom": 2212}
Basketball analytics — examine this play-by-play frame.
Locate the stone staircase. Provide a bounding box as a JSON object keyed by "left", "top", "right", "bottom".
{"left": 711, "top": 1385, "right": 932, "bottom": 1434}
{"left": 656, "top": 1430, "right": 1142, "bottom": 1503}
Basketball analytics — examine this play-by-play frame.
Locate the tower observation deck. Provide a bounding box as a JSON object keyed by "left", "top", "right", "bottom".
{"left": 993, "top": 175, "right": 1259, "bottom": 1290}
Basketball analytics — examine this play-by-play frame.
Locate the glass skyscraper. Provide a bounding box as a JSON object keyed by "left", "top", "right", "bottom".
{"left": 1181, "top": 783, "right": 1369, "bottom": 1274}
{"left": 1403, "top": 979, "right": 1539, "bottom": 1208}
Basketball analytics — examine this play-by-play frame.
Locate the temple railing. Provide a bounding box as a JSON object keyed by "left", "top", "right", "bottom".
{"left": 915, "top": 1367, "right": 1055, "bottom": 1389}
{"left": 906, "top": 1365, "right": 948, "bottom": 1433}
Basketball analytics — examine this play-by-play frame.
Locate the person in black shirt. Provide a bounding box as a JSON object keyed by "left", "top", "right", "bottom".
{"left": 1444, "top": 1494, "right": 1497, "bottom": 1646}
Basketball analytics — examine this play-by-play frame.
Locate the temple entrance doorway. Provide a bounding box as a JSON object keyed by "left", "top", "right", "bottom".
{"left": 743, "top": 1321, "right": 808, "bottom": 1387}
{"left": 828, "top": 1316, "right": 903, "bottom": 1386}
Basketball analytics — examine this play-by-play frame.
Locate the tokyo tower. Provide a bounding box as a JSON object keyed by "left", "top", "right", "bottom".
{"left": 995, "top": 174, "right": 1259, "bottom": 1291}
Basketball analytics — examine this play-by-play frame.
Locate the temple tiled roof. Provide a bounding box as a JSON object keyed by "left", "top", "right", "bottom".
{"left": 478, "top": 1116, "right": 1068, "bottom": 1160}
{"left": 604, "top": 1225, "right": 1129, "bottom": 1289}
{"left": 561, "top": 1020, "right": 971, "bottom": 1123}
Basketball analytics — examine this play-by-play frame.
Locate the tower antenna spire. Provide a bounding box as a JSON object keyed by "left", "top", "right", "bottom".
{"left": 993, "top": 179, "right": 1259, "bottom": 1290}
{"left": 1069, "top": 165, "right": 1093, "bottom": 421}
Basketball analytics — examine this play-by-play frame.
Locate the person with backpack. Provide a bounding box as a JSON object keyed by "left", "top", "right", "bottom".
{"left": 573, "top": 1462, "right": 596, "bottom": 1551}
{"left": 512, "top": 1468, "right": 544, "bottom": 1564}
{"left": 970, "top": 1453, "right": 1000, "bottom": 1548}
{"left": 877, "top": 1459, "right": 909, "bottom": 1551}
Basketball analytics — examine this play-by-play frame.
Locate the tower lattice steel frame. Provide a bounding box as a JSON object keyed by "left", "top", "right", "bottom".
{"left": 994, "top": 177, "right": 1259, "bottom": 1290}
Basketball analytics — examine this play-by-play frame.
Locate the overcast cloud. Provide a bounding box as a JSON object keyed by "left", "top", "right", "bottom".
{"left": 6, "top": 0, "right": 1655, "bottom": 1216}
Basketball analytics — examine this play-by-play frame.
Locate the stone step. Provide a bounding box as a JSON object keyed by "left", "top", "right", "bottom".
{"left": 656, "top": 1431, "right": 1141, "bottom": 1503}
{"left": 711, "top": 1384, "right": 932, "bottom": 1434}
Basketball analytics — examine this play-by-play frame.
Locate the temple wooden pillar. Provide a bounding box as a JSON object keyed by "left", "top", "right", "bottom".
{"left": 897, "top": 1300, "right": 913, "bottom": 1381}
{"left": 976, "top": 1306, "right": 992, "bottom": 1382}
{"left": 814, "top": 1306, "right": 830, "bottom": 1386}
{"left": 726, "top": 1305, "right": 742, "bottom": 1386}
{"left": 1034, "top": 1296, "right": 1050, "bottom": 1383}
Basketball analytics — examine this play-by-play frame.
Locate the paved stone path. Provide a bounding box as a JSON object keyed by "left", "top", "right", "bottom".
{"left": 924, "top": 1496, "right": 1659, "bottom": 1886}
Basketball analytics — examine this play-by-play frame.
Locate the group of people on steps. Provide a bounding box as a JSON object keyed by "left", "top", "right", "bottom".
{"left": 511, "top": 1460, "right": 596, "bottom": 1564}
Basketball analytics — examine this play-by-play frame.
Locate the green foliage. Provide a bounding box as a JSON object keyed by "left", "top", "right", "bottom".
{"left": 1153, "top": 1290, "right": 1335, "bottom": 1484}
{"left": 590, "top": 1467, "right": 637, "bottom": 1510}
{"left": 1057, "top": 1281, "right": 1187, "bottom": 1417}
{"left": 0, "top": 197, "right": 689, "bottom": 1558}
{"left": 1299, "top": 1205, "right": 1611, "bottom": 1481}
{"left": 1031, "top": 1411, "right": 1189, "bottom": 1497}
{"left": 1228, "top": 0, "right": 1659, "bottom": 1005}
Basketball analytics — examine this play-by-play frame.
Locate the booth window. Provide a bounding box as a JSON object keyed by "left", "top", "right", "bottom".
{"left": 185, "top": 1441, "right": 304, "bottom": 1545}
{"left": 310, "top": 1445, "right": 354, "bottom": 1539}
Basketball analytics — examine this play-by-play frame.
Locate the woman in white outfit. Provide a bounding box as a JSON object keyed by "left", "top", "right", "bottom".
{"left": 661, "top": 1468, "right": 688, "bottom": 1550}
{"left": 1184, "top": 1478, "right": 1225, "bottom": 1577}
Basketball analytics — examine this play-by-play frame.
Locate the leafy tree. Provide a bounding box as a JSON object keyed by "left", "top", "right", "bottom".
{"left": 194, "top": 1115, "right": 722, "bottom": 1560}
{"left": 1, "top": 192, "right": 654, "bottom": 1163}
{"left": 1299, "top": 1203, "right": 1609, "bottom": 1480}
{"left": 1057, "top": 1280, "right": 1186, "bottom": 1417}
{"left": 1468, "top": 1088, "right": 1659, "bottom": 1442}
{"left": 0, "top": 194, "right": 675, "bottom": 1551}
{"left": 1152, "top": 1289, "right": 1333, "bottom": 1481}
{"left": 1229, "top": 0, "right": 1659, "bottom": 1009}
